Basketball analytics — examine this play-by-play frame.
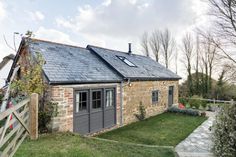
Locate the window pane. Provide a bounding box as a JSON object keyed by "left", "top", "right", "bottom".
{"left": 97, "top": 91, "right": 101, "bottom": 99}
{"left": 76, "top": 102, "right": 79, "bottom": 113}
{"left": 117, "top": 56, "right": 136, "bottom": 67}
{"left": 106, "top": 90, "right": 114, "bottom": 107}
{"left": 123, "top": 59, "right": 136, "bottom": 67}
{"left": 81, "top": 102, "right": 87, "bottom": 110}
{"left": 81, "top": 92, "right": 87, "bottom": 101}
{"left": 76, "top": 92, "right": 87, "bottom": 112}
{"left": 92, "top": 91, "right": 96, "bottom": 99}
{"left": 92, "top": 91, "right": 102, "bottom": 109}
{"left": 76, "top": 93, "right": 80, "bottom": 102}
{"left": 97, "top": 100, "right": 101, "bottom": 108}
{"left": 152, "top": 91, "right": 159, "bottom": 103}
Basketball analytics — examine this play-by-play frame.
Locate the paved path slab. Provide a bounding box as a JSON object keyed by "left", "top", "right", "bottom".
{"left": 175, "top": 112, "right": 215, "bottom": 157}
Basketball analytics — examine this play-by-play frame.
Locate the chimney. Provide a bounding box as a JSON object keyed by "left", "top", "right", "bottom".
{"left": 128, "top": 43, "right": 132, "bottom": 55}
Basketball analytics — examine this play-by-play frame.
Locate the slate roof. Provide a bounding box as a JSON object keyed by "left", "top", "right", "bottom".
{"left": 8, "top": 38, "right": 180, "bottom": 84}
{"left": 88, "top": 45, "right": 181, "bottom": 80}
{"left": 28, "top": 39, "right": 122, "bottom": 84}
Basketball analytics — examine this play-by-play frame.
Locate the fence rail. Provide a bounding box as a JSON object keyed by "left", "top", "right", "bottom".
{"left": 182, "top": 97, "right": 235, "bottom": 105}
{"left": 0, "top": 93, "right": 38, "bottom": 157}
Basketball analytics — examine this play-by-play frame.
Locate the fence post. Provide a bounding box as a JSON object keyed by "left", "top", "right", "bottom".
{"left": 231, "top": 99, "right": 234, "bottom": 105}
{"left": 29, "top": 93, "right": 38, "bottom": 140}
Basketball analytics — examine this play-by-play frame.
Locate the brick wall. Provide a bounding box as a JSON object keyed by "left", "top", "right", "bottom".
{"left": 123, "top": 80, "right": 179, "bottom": 124}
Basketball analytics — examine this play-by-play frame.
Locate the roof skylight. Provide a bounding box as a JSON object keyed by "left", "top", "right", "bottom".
{"left": 117, "top": 56, "right": 136, "bottom": 67}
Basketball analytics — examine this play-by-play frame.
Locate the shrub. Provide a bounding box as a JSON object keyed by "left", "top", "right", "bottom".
{"left": 135, "top": 102, "right": 146, "bottom": 121}
{"left": 201, "top": 101, "right": 208, "bottom": 109}
{"left": 188, "top": 95, "right": 207, "bottom": 109}
{"left": 167, "top": 106, "right": 199, "bottom": 116}
{"left": 212, "top": 104, "right": 236, "bottom": 157}
{"left": 179, "top": 98, "right": 188, "bottom": 105}
{"left": 200, "top": 112, "right": 206, "bottom": 117}
{"left": 0, "top": 93, "right": 3, "bottom": 104}
{"left": 38, "top": 101, "right": 58, "bottom": 133}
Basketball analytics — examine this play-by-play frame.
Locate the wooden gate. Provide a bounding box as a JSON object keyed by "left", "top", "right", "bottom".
{"left": 0, "top": 93, "right": 38, "bottom": 157}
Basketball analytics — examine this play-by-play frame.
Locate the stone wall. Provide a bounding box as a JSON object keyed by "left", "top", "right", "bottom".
{"left": 48, "top": 83, "right": 121, "bottom": 132}
{"left": 123, "top": 80, "right": 179, "bottom": 124}
{"left": 48, "top": 80, "right": 179, "bottom": 133}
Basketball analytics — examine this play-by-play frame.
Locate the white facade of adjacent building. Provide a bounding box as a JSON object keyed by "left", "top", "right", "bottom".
{"left": 0, "top": 54, "right": 14, "bottom": 88}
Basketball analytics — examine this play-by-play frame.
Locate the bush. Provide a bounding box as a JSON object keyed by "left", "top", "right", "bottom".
{"left": 188, "top": 95, "right": 208, "bottom": 109}
{"left": 134, "top": 102, "right": 146, "bottom": 121}
{"left": 179, "top": 98, "right": 188, "bottom": 105}
{"left": 213, "top": 104, "right": 236, "bottom": 157}
{"left": 200, "top": 112, "right": 206, "bottom": 117}
{"left": 167, "top": 106, "right": 199, "bottom": 116}
{"left": 0, "top": 91, "right": 4, "bottom": 104}
{"left": 38, "top": 101, "right": 58, "bottom": 133}
{"left": 201, "top": 101, "right": 208, "bottom": 109}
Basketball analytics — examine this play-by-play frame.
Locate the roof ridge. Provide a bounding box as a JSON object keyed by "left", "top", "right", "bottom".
{"left": 87, "top": 45, "right": 145, "bottom": 57}
{"left": 29, "top": 38, "right": 88, "bottom": 50}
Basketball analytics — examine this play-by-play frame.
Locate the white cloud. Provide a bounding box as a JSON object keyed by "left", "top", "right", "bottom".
{"left": 55, "top": 0, "right": 208, "bottom": 51}
{"left": 56, "top": 0, "right": 203, "bottom": 39}
{"left": 0, "top": 1, "right": 6, "bottom": 21}
{"left": 26, "top": 11, "right": 45, "bottom": 21}
{"left": 54, "top": 0, "right": 210, "bottom": 76}
{"left": 102, "top": 0, "right": 112, "bottom": 6}
{"left": 35, "top": 27, "right": 76, "bottom": 45}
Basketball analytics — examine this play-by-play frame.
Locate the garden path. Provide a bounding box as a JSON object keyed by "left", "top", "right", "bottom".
{"left": 175, "top": 112, "right": 215, "bottom": 157}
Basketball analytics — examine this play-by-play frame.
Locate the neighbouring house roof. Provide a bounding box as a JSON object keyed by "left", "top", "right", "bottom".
{"left": 28, "top": 39, "right": 122, "bottom": 84}
{"left": 0, "top": 54, "right": 15, "bottom": 70}
{"left": 8, "top": 38, "right": 181, "bottom": 84}
{"left": 88, "top": 45, "right": 181, "bottom": 80}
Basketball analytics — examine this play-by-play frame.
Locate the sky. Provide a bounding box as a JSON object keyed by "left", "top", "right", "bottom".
{"left": 0, "top": 0, "right": 210, "bottom": 79}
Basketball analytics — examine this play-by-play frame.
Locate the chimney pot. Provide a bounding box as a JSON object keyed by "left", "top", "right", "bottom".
{"left": 128, "top": 43, "right": 132, "bottom": 55}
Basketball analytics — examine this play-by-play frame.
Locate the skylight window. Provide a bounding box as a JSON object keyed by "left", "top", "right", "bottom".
{"left": 117, "top": 56, "right": 136, "bottom": 67}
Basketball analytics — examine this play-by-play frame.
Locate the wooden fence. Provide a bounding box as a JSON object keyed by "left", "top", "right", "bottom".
{"left": 184, "top": 97, "right": 235, "bottom": 105}
{"left": 0, "top": 93, "right": 38, "bottom": 157}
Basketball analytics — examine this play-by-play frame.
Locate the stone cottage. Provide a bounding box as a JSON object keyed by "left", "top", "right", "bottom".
{"left": 8, "top": 38, "right": 181, "bottom": 135}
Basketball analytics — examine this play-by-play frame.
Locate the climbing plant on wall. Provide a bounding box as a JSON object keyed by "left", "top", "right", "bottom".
{"left": 11, "top": 52, "right": 46, "bottom": 95}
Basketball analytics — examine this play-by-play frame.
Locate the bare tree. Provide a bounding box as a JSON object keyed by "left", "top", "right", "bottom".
{"left": 174, "top": 50, "right": 178, "bottom": 74}
{"left": 182, "top": 33, "right": 194, "bottom": 96}
{"left": 208, "top": 0, "right": 236, "bottom": 63}
{"left": 149, "top": 30, "right": 161, "bottom": 62}
{"left": 200, "top": 32, "right": 218, "bottom": 95}
{"left": 160, "top": 29, "right": 175, "bottom": 68}
{"left": 195, "top": 34, "right": 200, "bottom": 95}
{"left": 141, "top": 32, "right": 150, "bottom": 57}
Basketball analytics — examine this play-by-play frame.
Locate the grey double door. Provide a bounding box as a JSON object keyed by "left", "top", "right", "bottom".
{"left": 73, "top": 88, "right": 116, "bottom": 134}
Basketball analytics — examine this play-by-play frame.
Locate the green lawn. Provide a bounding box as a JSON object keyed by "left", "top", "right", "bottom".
{"left": 15, "top": 133, "right": 175, "bottom": 157}
{"left": 98, "top": 112, "right": 207, "bottom": 146}
{"left": 15, "top": 112, "right": 206, "bottom": 157}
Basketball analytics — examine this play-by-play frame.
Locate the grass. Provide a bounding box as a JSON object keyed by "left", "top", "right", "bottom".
{"left": 15, "top": 133, "right": 175, "bottom": 157}
{"left": 15, "top": 112, "right": 207, "bottom": 157}
{"left": 97, "top": 112, "right": 207, "bottom": 146}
